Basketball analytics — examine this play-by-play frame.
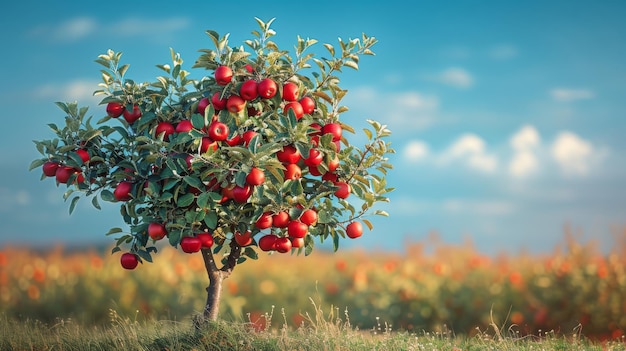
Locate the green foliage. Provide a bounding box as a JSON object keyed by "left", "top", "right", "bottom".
{"left": 30, "top": 18, "right": 394, "bottom": 266}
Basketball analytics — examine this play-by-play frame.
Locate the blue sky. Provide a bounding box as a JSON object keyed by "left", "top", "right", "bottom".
{"left": 1, "top": 1, "right": 625, "bottom": 254}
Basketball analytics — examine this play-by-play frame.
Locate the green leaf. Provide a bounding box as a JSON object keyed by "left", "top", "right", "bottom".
{"left": 333, "top": 230, "right": 340, "bottom": 251}
{"left": 69, "top": 196, "right": 80, "bottom": 215}
{"left": 101, "top": 189, "right": 115, "bottom": 202}
{"left": 362, "top": 219, "right": 373, "bottom": 231}
{"left": 204, "top": 211, "right": 217, "bottom": 229}
{"left": 244, "top": 247, "right": 258, "bottom": 260}
{"left": 111, "top": 246, "right": 121, "bottom": 254}
{"left": 106, "top": 227, "right": 124, "bottom": 235}
{"left": 191, "top": 112, "right": 205, "bottom": 129}
{"left": 136, "top": 249, "right": 153, "bottom": 263}
{"left": 54, "top": 102, "right": 70, "bottom": 114}
{"left": 118, "top": 64, "right": 130, "bottom": 77}
{"left": 168, "top": 230, "right": 181, "bottom": 247}
{"left": 323, "top": 43, "right": 335, "bottom": 56}
{"left": 183, "top": 176, "right": 204, "bottom": 190}
{"left": 91, "top": 196, "right": 101, "bottom": 210}
{"left": 304, "top": 235, "right": 314, "bottom": 256}
{"left": 343, "top": 60, "right": 359, "bottom": 70}
{"left": 29, "top": 159, "right": 45, "bottom": 171}
{"left": 67, "top": 151, "right": 84, "bottom": 166}
{"left": 196, "top": 192, "right": 211, "bottom": 208}
{"left": 177, "top": 193, "right": 195, "bottom": 207}
{"left": 83, "top": 129, "right": 103, "bottom": 142}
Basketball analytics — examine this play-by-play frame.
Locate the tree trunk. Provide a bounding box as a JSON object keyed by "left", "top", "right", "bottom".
{"left": 200, "top": 247, "right": 223, "bottom": 321}
{"left": 198, "top": 240, "right": 242, "bottom": 324}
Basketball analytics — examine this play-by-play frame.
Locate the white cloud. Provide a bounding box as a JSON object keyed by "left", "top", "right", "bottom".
{"left": 108, "top": 17, "right": 190, "bottom": 37}
{"left": 509, "top": 151, "right": 539, "bottom": 178}
{"left": 0, "top": 188, "right": 30, "bottom": 211}
{"left": 29, "top": 16, "right": 189, "bottom": 43}
{"left": 443, "top": 198, "right": 515, "bottom": 216}
{"left": 403, "top": 140, "right": 430, "bottom": 162}
{"left": 447, "top": 134, "right": 486, "bottom": 157}
{"left": 509, "top": 125, "right": 541, "bottom": 178}
{"left": 34, "top": 79, "right": 101, "bottom": 105}
{"left": 29, "top": 17, "right": 97, "bottom": 42}
{"left": 550, "top": 131, "right": 594, "bottom": 175}
{"left": 510, "top": 125, "right": 540, "bottom": 151}
{"left": 434, "top": 67, "right": 474, "bottom": 88}
{"left": 390, "top": 196, "right": 515, "bottom": 216}
{"left": 440, "top": 134, "right": 497, "bottom": 173}
{"left": 35, "top": 80, "right": 102, "bottom": 104}
{"left": 346, "top": 87, "right": 439, "bottom": 131}
{"left": 550, "top": 88, "right": 595, "bottom": 102}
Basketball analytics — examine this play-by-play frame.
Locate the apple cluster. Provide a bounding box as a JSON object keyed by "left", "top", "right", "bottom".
{"left": 97, "top": 61, "right": 364, "bottom": 269}
{"left": 33, "top": 27, "right": 389, "bottom": 272}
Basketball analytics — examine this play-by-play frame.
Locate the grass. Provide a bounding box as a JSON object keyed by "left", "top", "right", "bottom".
{"left": 1, "top": 300, "right": 624, "bottom": 351}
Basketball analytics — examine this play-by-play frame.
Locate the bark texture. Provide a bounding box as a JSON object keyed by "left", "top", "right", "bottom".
{"left": 200, "top": 239, "right": 241, "bottom": 322}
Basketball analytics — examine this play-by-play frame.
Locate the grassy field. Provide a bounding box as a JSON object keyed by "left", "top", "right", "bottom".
{"left": 1, "top": 301, "right": 625, "bottom": 351}
{"left": 1, "top": 230, "right": 625, "bottom": 350}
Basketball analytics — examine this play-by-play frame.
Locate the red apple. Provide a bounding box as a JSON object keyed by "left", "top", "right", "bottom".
{"left": 176, "top": 120, "right": 194, "bottom": 133}
{"left": 197, "top": 233, "right": 214, "bottom": 248}
{"left": 346, "top": 221, "right": 363, "bottom": 239}
{"left": 148, "top": 222, "right": 167, "bottom": 241}
{"left": 300, "top": 209, "right": 318, "bottom": 226}
{"left": 257, "top": 78, "right": 278, "bottom": 99}
{"left": 225, "top": 133, "right": 242, "bottom": 146}
{"left": 155, "top": 122, "right": 175, "bottom": 141}
{"left": 274, "top": 237, "right": 292, "bottom": 253}
{"left": 284, "top": 163, "right": 302, "bottom": 180}
{"left": 288, "top": 220, "right": 308, "bottom": 238}
{"left": 276, "top": 145, "right": 301, "bottom": 164}
{"left": 241, "top": 130, "right": 258, "bottom": 147}
{"left": 123, "top": 104, "right": 142, "bottom": 124}
{"left": 322, "top": 172, "right": 339, "bottom": 182}
{"left": 234, "top": 230, "right": 253, "bottom": 247}
{"left": 282, "top": 82, "right": 299, "bottom": 101}
{"left": 75, "top": 149, "right": 90, "bottom": 164}
{"left": 327, "top": 154, "right": 340, "bottom": 172}
{"left": 299, "top": 96, "right": 316, "bottom": 114}
{"left": 207, "top": 121, "right": 229, "bottom": 141}
{"left": 272, "top": 211, "right": 290, "bottom": 228}
{"left": 304, "top": 148, "right": 323, "bottom": 167}
{"left": 227, "top": 95, "right": 246, "bottom": 113}
{"left": 258, "top": 234, "right": 278, "bottom": 251}
{"left": 114, "top": 181, "right": 133, "bottom": 201}
{"left": 106, "top": 102, "right": 125, "bottom": 118}
{"left": 255, "top": 212, "right": 273, "bottom": 230}
{"left": 322, "top": 123, "right": 342, "bottom": 141}
{"left": 197, "top": 97, "right": 210, "bottom": 115}
{"left": 55, "top": 166, "right": 76, "bottom": 184}
{"left": 283, "top": 101, "right": 304, "bottom": 119}
{"left": 180, "top": 236, "right": 202, "bottom": 253}
{"left": 42, "top": 161, "right": 59, "bottom": 177}
{"left": 120, "top": 252, "right": 139, "bottom": 270}
{"left": 246, "top": 167, "right": 265, "bottom": 186}
{"left": 240, "top": 79, "right": 259, "bottom": 101}
{"left": 215, "top": 65, "right": 233, "bottom": 85}
{"left": 290, "top": 236, "right": 305, "bottom": 249}
{"left": 334, "top": 181, "right": 351, "bottom": 199}
{"left": 211, "top": 92, "right": 227, "bottom": 110}
{"left": 232, "top": 184, "right": 252, "bottom": 203}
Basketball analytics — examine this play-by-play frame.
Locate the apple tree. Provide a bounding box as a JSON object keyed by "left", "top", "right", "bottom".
{"left": 30, "top": 18, "right": 394, "bottom": 322}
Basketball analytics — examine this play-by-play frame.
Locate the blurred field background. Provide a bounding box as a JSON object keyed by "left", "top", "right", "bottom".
{"left": 1, "top": 228, "right": 624, "bottom": 342}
